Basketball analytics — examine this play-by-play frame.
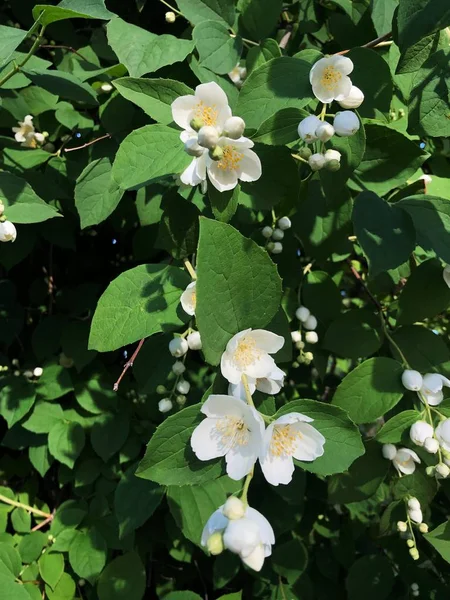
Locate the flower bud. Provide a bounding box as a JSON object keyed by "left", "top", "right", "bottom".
{"left": 324, "top": 149, "right": 341, "bottom": 163}
{"left": 424, "top": 437, "right": 439, "bottom": 454}
{"left": 262, "top": 226, "right": 273, "bottom": 239}
{"left": 197, "top": 125, "right": 219, "bottom": 149}
{"left": 409, "top": 420, "right": 433, "bottom": 446}
{"left": 304, "top": 351, "right": 313, "bottom": 362}
{"left": 184, "top": 138, "right": 204, "bottom": 157}
{"left": 382, "top": 443, "right": 397, "bottom": 460}
{"left": 325, "top": 159, "right": 341, "bottom": 171}
{"left": 209, "top": 146, "right": 224, "bottom": 161}
{"left": 408, "top": 497, "right": 421, "bottom": 511}
{"left": 187, "top": 331, "right": 202, "bottom": 350}
{"left": 270, "top": 242, "right": 283, "bottom": 254}
{"left": 271, "top": 228, "right": 284, "bottom": 241}
{"left": 291, "top": 331, "right": 301, "bottom": 343}
{"left": 338, "top": 85, "right": 364, "bottom": 109}
{"left": 190, "top": 117, "right": 204, "bottom": 131}
{"left": 176, "top": 379, "right": 190, "bottom": 394}
{"left": 295, "top": 306, "right": 310, "bottom": 322}
{"left": 333, "top": 111, "right": 360, "bottom": 136}
{"left": 402, "top": 369, "right": 423, "bottom": 391}
{"left": 158, "top": 398, "right": 173, "bottom": 413}
{"left": 277, "top": 217, "right": 291, "bottom": 230}
{"left": 304, "top": 315, "right": 317, "bottom": 330}
{"left": 223, "top": 496, "right": 246, "bottom": 520}
{"left": 176, "top": 394, "right": 186, "bottom": 406}
{"left": 315, "top": 122, "right": 335, "bottom": 142}
{"left": 224, "top": 116, "right": 245, "bottom": 139}
{"left": 241, "top": 543, "right": 265, "bottom": 571}
{"left": 436, "top": 463, "right": 450, "bottom": 478}
{"left": 207, "top": 532, "right": 224, "bottom": 555}
{"left": 223, "top": 518, "right": 260, "bottom": 556}
{"left": 172, "top": 361, "right": 186, "bottom": 375}
{"left": 406, "top": 539, "right": 415, "bottom": 548}
{"left": 100, "top": 83, "right": 113, "bottom": 93}
{"left": 165, "top": 11, "right": 176, "bottom": 23}
{"left": 169, "top": 337, "right": 189, "bottom": 357}
{"left": 419, "top": 523, "right": 428, "bottom": 533}
{"left": 305, "top": 331, "right": 318, "bottom": 344}
{"left": 409, "top": 547, "right": 419, "bottom": 560}
{"left": 298, "top": 115, "right": 321, "bottom": 143}
{"left": 397, "top": 521, "right": 407, "bottom": 533}
{"left": 0, "top": 221, "right": 17, "bottom": 243}
{"left": 298, "top": 147, "right": 312, "bottom": 159}
{"left": 296, "top": 341, "right": 305, "bottom": 350}
{"left": 425, "top": 465, "right": 435, "bottom": 476}
{"left": 308, "top": 153, "right": 326, "bottom": 171}
{"left": 33, "top": 367, "right": 43, "bottom": 378}
{"left": 156, "top": 385, "right": 167, "bottom": 394}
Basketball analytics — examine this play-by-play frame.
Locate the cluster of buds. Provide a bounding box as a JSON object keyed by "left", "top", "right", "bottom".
{"left": 291, "top": 305, "right": 318, "bottom": 366}
{"left": 397, "top": 497, "right": 428, "bottom": 561}
{"left": 187, "top": 115, "right": 246, "bottom": 163}
{"left": 0, "top": 201, "right": 17, "bottom": 243}
{"left": 262, "top": 216, "right": 291, "bottom": 255}
{"left": 402, "top": 368, "right": 450, "bottom": 406}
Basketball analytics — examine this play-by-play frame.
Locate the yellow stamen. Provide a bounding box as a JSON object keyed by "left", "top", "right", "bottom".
{"left": 320, "top": 66, "right": 342, "bottom": 90}
{"left": 233, "top": 337, "right": 260, "bottom": 368}
{"left": 194, "top": 101, "right": 218, "bottom": 127}
{"left": 270, "top": 425, "right": 303, "bottom": 458}
{"left": 215, "top": 416, "right": 250, "bottom": 447}
{"left": 217, "top": 145, "right": 244, "bottom": 172}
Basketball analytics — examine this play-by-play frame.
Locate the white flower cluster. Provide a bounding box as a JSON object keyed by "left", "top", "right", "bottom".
{"left": 0, "top": 201, "right": 17, "bottom": 244}
{"left": 262, "top": 216, "right": 291, "bottom": 255}
{"left": 396, "top": 496, "right": 428, "bottom": 561}
{"left": 292, "top": 306, "right": 319, "bottom": 363}
{"left": 402, "top": 369, "right": 450, "bottom": 406}
{"left": 171, "top": 82, "right": 261, "bottom": 192}
{"left": 12, "top": 115, "right": 47, "bottom": 148}
{"left": 297, "top": 56, "right": 363, "bottom": 172}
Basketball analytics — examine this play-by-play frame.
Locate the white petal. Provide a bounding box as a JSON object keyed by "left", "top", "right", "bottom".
{"left": 260, "top": 451, "right": 295, "bottom": 486}
{"left": 207, "top": 161, "right": 239, "bottom": 192}
{"left": 172, "top": 95, "right": 197, "bottom": 130}
{"left": 311, "top": 83, "right": 336, "bottom": 104}
{"left": 229, "top": 379, "right": 256, "bottom": 401}
{"left": 225, "top": 436, "right": 259, "bottom": 480}
{"left": 191, "top": 418, "right": 232, "bottom": 460}
{"left": 249, "top": 330, "right": 285, "bottom": 353}
{"left": 332, "top": 54, "right": 354, "bottom": 75}
{"left": 180, "top": 158, "right": 201, "bottom": 186}
{"left": 201, "top": 508, "right": 228, "bottom": 546}
{"left": 180, "top": 130, "right": 195, "bottom": 143}
{"left": 246, "top": 507, "right": 275, "bottom": 547}
{"left": 241, "top": 544, "right": 265, "bottom": 571}
{"left": 291, "top": 423, "right": 325, "bottom": 461}
{"left": 221, "top": 351, "right": 243, "bottom": 384}
{"left": 180, "top": 281, "right": 196, "bottom": 316}
{"left": 196, "top": 151, "right": 208, "bottom": 180}
{"left": 400, "top": 448, "right": 421, "bottom": 463}
{"left": 226, "top": 330, "right": 251, "bottom": 353}
{"left": 256, "top": 376, "right": 283, "bottom": 395}
{"left": 221, "top": 136, "right": 254, "bottom": 150}
{"left": 444, "top": 266, "right": 450, "bottom": 288}
{"left": 245, "top": 353, "right": 277, "bottom": 380}
{"left": 201, "top": 395, "right": 248, "bottom": 419}
{"left": 333, "top": 77, "right": 353, "bottom": 101}
{"left": 273, "top": 412, "right": 314, "bottom": 426}
{"left": 237, "top": 149, "right": 262, "bottom": 183}
{"left": 195, "top": 82, "right": 229, "bottom": 113}
{"left": 14, "top": 132, "right": 26, "bottom": 142}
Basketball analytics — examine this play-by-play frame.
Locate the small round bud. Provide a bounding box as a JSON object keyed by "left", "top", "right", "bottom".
{"left": 296, "top": 341, "right": 305, "bottom": 350}
{"left": 419, "top": 523, "right": 428, "bottom": 533}
{"left": 325, "top": 159, "right": 341, "bottom": 172}
{"left": 187, "top": 331, "right": 202, "bottom": 350}
{"left": 165, "top": 11, "right": 176, "bottom": 23}
{"left": 224, "top": 116, "right": 245, "bottom": 139}
{"left": 24, "top": 370, "right": 33, "bottom": 378}
{"left": 190, "top": 117, "right": 204, "bottom": 132}
{"left": 176, "top": 394, "right": 186, "bottom": 407}
{"left": 172, "top": 361, "right": 186, "bottom": 376}
{"left": 207, "top": 532, "right": 224, "bottom": 555}
{"left": 156, "top": 385, "right": 167, "bottom": 394}
{"left": 100, "top": 83, "right": 113, "bottom": 93}
{"left": 304, "top": 315, "right": 317, "bottom": 330}
{"left": 338, "top": 85, "right": 364, "bottom": 109}
{"left": 277, "top": 217, "right": 291, "bottom": 230}
{"left": 33, "top": 367, "right": 43, "bottom": 378}
{"left": 305, "top": 331, "right": 318, "bottom": 344}
{"left": 298, "top": 147, "right": 312, "bottom": 159}
{"left": 291, "top": 331, "right": 301, "bottom": 343}
{"left": 382, "top": 444, "right": 397, "bottom": 460}
{"left": 408, "top": 497, "right": 421, "bottom": 511}
{"left": 324, "top": 149, "right": 341, "bottom": 163}
{"left": 184, "top": 138, "right": 204, "bottom": 157}
{"left": 406, "top": 539, "right": 415, "bottom": 548}
{"left": 271, "top": 228, "right": 284, "bottom": 241}
{"left": 436, "top": 463, "right": 450, "bottom": 478}
{"left": 158, "top": 398, "right": 173, "bottom": 413}
{"left": 295, "top": 306, "right": 310, "bottom": 322}
{"left": 223, "top": 496, "right": 245, "bottom": 520}
{"left": 79, "top": 579, "right": 86, "bottom": 587}
{"left": 424, "top": 437, "right": 439, "bottom": 454}
{"left": 402, "top": 369, "right": 423, "bottom": 391}
{"left": 425, "top": 465, "right": 435, "bottom": 476}
{"left": 169, "top": 337, "right": 189, "bottom": 357}
{"left": 409, "top": 547, "right": 419, "bottom": 560}
{"left": 197, "top": 125, "right": 219, "bottom": 149}
{"left": 397, "top": 521, "right": 407, "bottom": 533}
{"left": 304, "top": 351, "right": 313, "bottom": 362}
{"left": 308, "top": 153, "right": 326, "bottom": 171}
{"left": 298, "top": 115, "right": 321, "bottom": 143}
{"left": 262, "top": 226, "right": 273, "bottom": 239}
{"left": 411, "top": 584, "right": 419, "bottom": 592}
{"left": 410, "top": 420, "right": 433, "bottom": 446}
{"left": 333, "top": 111, "right": 360, "bottom": 137}
{"left": 176, "top": 379, "right": 190, "bottom": 394}
{"left": 270, "top": 242, "right": 283, "bottom": 254}
{"left": 315, "top": 121, "right": 335, "bottom": 142}
{"left": 209, "top": 146, "right": 224, "bottom": 161}
{"left": 0, "top": 221, "right": 17, "bottom": 243}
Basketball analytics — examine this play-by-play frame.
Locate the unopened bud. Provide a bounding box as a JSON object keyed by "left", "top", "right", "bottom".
{"left": 176, "top": 379, "right": 190, "bottom": 394}
{"left": 156, "top": 385, "right": 167, "bottom": 395}
{"left": 172, "top": 361, "right": 186, "bottom": 375}
{"left": 382, "top": 444, "right": 397, "bottom": 460}
{"left": 190, "top": 117, "right": 204, "bottom": 132}
{"left": 419, "top": 523, "right": 428, "bottom": 533}
{"left": 223, "top": 496, "right": 245, "bottom": 520}
{"left": 176, "top": 394, "right": 186, "bottom": 406}
{"left": 424, "top": 437, "right": 439, "bottom": 454}
{"left": 397, "top": 521, "right": 407, "bottom": 533}
{"left": 165, "top": 11, "right": 176, "bottom": 22}
{"left": 325, "top": 159, "right": 341, "bottom": 171}
{"left": 425, "top": 465, "right": 435, "bottom": 476}
{"left": 406, "top": 539, "right": 415, "bottom": 548}
{"left": 295, "top": 306, "right": 310, "bottom": 322}
{"left": 304, "top": 315, "right": 317, "bottom": 330}
{"left": 402, "top": 369, "right": 423, "bottom": 391}
{"left": 305, "top": 331, "right": 318, "bottom": 344}
{"left": 209, "top": 146, "right": 223, "bottom": 161}
{"left": 262, "top": 226, "right": 273, "bottom": 239}
{"left": 224, "top": 116, "right": 245, "bottom": 139}
{"left": 271, "top": 228, "right": 284, "bottom": 241}
{"left": 298, "top": 147, "right": 312, "bottom": 159}
{"left": 197, "top": 125, "right": 219, "bottom": 149}
{"left": 184, "top": 138, "right": 204, "bottom": 157}
{"left": 315, "top": 121, "right": 334, "bottom": 142}
{"left": 33, "top": 367, "right": 43, "bottom": 378}
{"left": 436, "top": 463, "right": 450, "bottom": 478}
{"left": 277, "top": 216, "right": 291, "bottom": 230}
{"left": 207, "top": 532, "right": 224, "bottom": 555}
{"left": 304, "top": 351, "right": 313, "bottom": 361}
{"left": 308, "top": 153, "right": 326, "bottom": 171}
{"left": 187, "top": 331, "right": 202, "bottom": 350}
{"left": 291, "top": 331, "right": 301, "bottom": 343}
{"left": 169, "top": 337, "right": 188, "bottom": 357}
{"left": 409, "top": 547, "right": 419, "bottom": 560}
{"left": 158, "top": 398, "right": 173, "bottom": 413}
{"left": 270, "top": 242, "right": 283, "bottom": 254}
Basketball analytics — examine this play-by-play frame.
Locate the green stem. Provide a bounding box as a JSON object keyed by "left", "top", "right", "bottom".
{"left": 241, "top": 374, "right": 255, "bottom": 408}
{"left": 240, "top": 468, "right": 253, "bottom": 506}
{"left": 158, "top": 0, "right": 184, "bottom": 17}
{"left": 0, "top": 494, "right": 51, "bottom": 518}
{"left": 0, "top": 23, "right": 47, "bottom": 88}
{"left": 379, "top": 314, "right": 410, "bottom": 368}
{"left": 183, "top": 258, "right": 197, "bottom": 280}
{"left": 319, "top": 103, "right": 327, "bottom": 121}
{"left": 291, "top": 153, "right": 309, "bottom": 164}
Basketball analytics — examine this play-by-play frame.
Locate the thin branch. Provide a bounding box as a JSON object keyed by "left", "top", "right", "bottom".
{"left": 336, "top": 31, "right": 392, "bottom": 55}
{"left": 64, "top": 133, "right": 111, "bottom": 153}
{"left": 31, "top": 513, "right": 54, "bottom": 531}
{"left": 0, "top": 494, "right": 52, "bottom": 519}
{"left": 39, "top": 44, "right": 88, "bottom": 61}
{"left": 113, "top": 339, "right": 145, "bottom": 392}
{"left": 346, "top": 259, "right": 383, "bottom": 313}
{"left": 0, "top": 23, "right": 47, "bottom": 88}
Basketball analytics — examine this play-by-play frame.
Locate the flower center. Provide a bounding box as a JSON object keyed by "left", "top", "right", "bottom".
{"left": 215, "top": 416, "right": 250, "bottom": 448}
{"left": 233, "top": 337, "right": 260, "bottom": 368}
{"left": 194, "top": 101, "right": 218, "bottom": 127}
{"left": 217, "top": 145, "right": 244, "bottom": 172}
{"left": 320, "top": 66, "right": 342, "bottom": 90}
{"left": 270, "top": 425, "right": 302, "bottom": 458}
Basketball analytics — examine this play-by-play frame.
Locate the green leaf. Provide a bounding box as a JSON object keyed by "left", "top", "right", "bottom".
{"left": 97, "top": 552, "right": 146, "bottom": 600}
{"left": 396, "top": 31, "right": 443, "bottom": 75}
{"left": 247, "top": 39, "right": 281, "bottom": 74}
{"left": 346, "top": 48, "right": 393, "bottom": 117}
{"left": 394, "top": 468, "right": 437, "bottom": 506}
{"left": 272, "top": 538, "right": 308, "bottom": 584}
{"left": 136, "top": 404, "right": 223, "bottom": 486}
{"left": 324, "top": 309, "right": 383, "bottom": 359}
{"left": 0, "top": 543, "right": 21, "bottom": 576}
{"left": 0, "top": 172, "right": 61, "bottom": 223}
{"left": 0, "top": 26, "right": 28, "bottom": 68}
{"left": 253, "top": 108, "right": 308, "bottom": 146}
{"left": 196, "top": 218, "right": 282, "bottom": 364}
{"left": 37, "top": 363, "right": 74, "bottom": 400}
{"left": 45, "top": 573, "right": 76, "bottom": 600}
{"left": 302, "top": 271, "right": 342, "bottom": 326}
{"left": 51, "top": 500, "right": 87, "bottom": 536}
{"left": 33, "top": 0, "right": 116, "bottom": 25}
{"left": 133, "top": 334, "right": 174, "bottom": 394}
{"left": 74, "top": 376, "right": 118, "bottom": 415}
{"left": 275, "top": 400, "right": 364, "bottom": 476}
{"left": 48, "top": 421, "right": 85, "bottom": 469}
{"left": 69, "top": 529, "right": 107, "bottom": 583}
{"left": 29, "top": 444, "right": 54, "bottom": 477}
{"left": 376, "top": 410, "right": 420, "bottom": 443}
{"left": 75, "top": 158, "right": 124, "bottom": 229}
{"left": 38, "top": 552, "right": 64, "bottom": 590}
{"left": 236, "top": 57, "right": 315, "bottom": 130}
{"left": 113, "top": 78, "right": 193, "bottom": 125}
{"left": 238, "top": 0, "right": 282, "bottom": 40}
{"left": 352, "top": 192, "right": 416, "bottom": 276}
{"left": 112, "top": 124, "right": 191, "bottom": 191}
{"left": 390, "top": 325, "right": 450, "bottom": 371}
{"left": 175, "top": 0, "right": 236, "bottom": 26}
{"left": 25, "top": 71, "right": 98, "bottom": 105}
{"left": 0, "top": 377, "right": 36, "bottom": 428}
{"left": 189, "top": 56, "right": 239, "bottom": 109}
{"left": 332, "top": 358, "right": 404, "bottom": 424}
{"left": 425, "top": 520, "right": 450, "bottom": 564}
{"left": 397, "top": 0, "right": 450, "bottom": 56}
{"left": 89, "top": 264, "right": 189, "bottom": 352}
{"left": 107, "top": 18, "right": 194, "bottom": 78}
{"left": 22, "top": 401, "right": 64, "bottom": 434}
{"left": 208, "top": 183, "right": 239, "bottom": 223}
{"left": 18, "top": 532, "right": 46, "bottom": 564}
{"left": 11, "top": 508, "right": 31, "bottom": 533}
{"left": 164, "top": 594, "right": 202, "bottom": 600}
{"left": 91, "top": 412, "right": 129, "bottom": 462}
{"left": 346, "top": 555, "right": 394, "bottom": 600}
{"left": 156, "top": 190, "right": 200, "bottom": 259}
{"left": 193, "top": 21, "right": 242, "bottom": 75}
{"left": 397, "top": 195, "right": 450, "bottom": 262}
{"left": 0, "top": 576, "right": 31, "bottom": 600}
{"left": 370, "top": 0, "right": 397, "bottom": 36}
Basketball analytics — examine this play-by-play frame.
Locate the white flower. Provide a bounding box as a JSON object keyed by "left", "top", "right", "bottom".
{"left": 309, "top": 55, "right": 353, "bottom": 103}
{"left": 169, "top": 337, "right": 189, "bottom": 357}
{"left": 338, "top": 85, "right": 364, "bottom": 109}
{"left": 407, "top": 497, "right": 421, "bottom": 512}
{"left": 304, "top": 315, "right": 317, "bottom": 330}
{"left": 270, "top": 242, "right": 283, "bottom": 254}
{"left": 443, "top": 265, "right": 450, "bottom": 289}
{"left": 295, "top": 306, "right": 310, "bottom": 322}
{"left": 324, "top": 149, "right": 341, "bottom": 163}
{"left": 262, "top": 226, "right": 273, "bottom": 239}
{"left": 206, "top": 136, "right": 261, "bottom": 192}
{"left": 393, "top": 447, "right": 421, "bottom": 475}
{"left": 33, "top": 367, "right": 43, "bottom": 378}
{"left": 183, "top": 136, "right": 204, "bottom": 157}
{"left": 223, "top": 496, "right": 246, "bottom": 520}
{"left": 291, "top": 331, "right": 301, "bottom": 343}
{"left": 333, "top": 111, "right": 360, "bottom": 136}
{"left": 277, "top": 217, "right": 291, "bottom": 230}
{"left": 271, "top": 228, "right": 284, "bottom": 241}
{"left": 408, "top": 507, "right": 423, "bottom": 524}
{"left": 259, "top": 412, "right": 325, "bottom": 486}
{"left": 158, "top": 398, "right": 173, "bottom": 413}
{"left": 187, "top": 331, "right": 202, "bottom": 350}
{"left": 165, "top": 11, "right": 176, "bottom": 22}
{"left": 424, "top": 437, "right": 439, "bottom": 454}
{"left": 419, "top": 373, "right": 450, "bottom": 406}
{"left": 172, "top": 82, "right": 231, "bottom": 136}
{"left": 224, "top": 116, "right": 246, "bottom": 140}
{"left": 308, "top": 153, "right": 326, "bottom": 171}
{"left": 435, "top": 418, "right": 450, "bottom": 452}
{"left": 305, "top": 331, "right": 318, "bottom": 344}
{"left": 12, "top": 115, "right": 46, "bottom": 148}
{"left": 402, "top": 369, "right": 423, "bottom": 392}
{"left": 409, "top": 421, "right": 433, "bottom": 446}
{"left": 228, "top": 365, "right": 286, "bottom": 400}
{"left": 100, "top": 83, "right": 113, "bottom": 93}
{"left": 180, "top": 281, "right": 196, "bottom": 316}
{"left": 0, "top": 221, "right": 17, "bottom": 243}
{"left": 176, "top": 379, "right": 190, "bottom": 394}
{"left": 298, "top": 115, "right": 321, "bottom": 143}
{"left": 397, "top": 521, "right": 407, "bottom": 532}
{"left": 197, "top": 125, "right": 219, "bottom": 149}
{"left": 180, "top": 132, "right": 208, "bottom": 187}
{"left": 382, "top": 443, "right": 397, "bottom": 460}
{"left": 315, "top": 122, "right": 335, "bottom": 142}
{"left": 190, "top": 395, "right": 265, "bottom": 480}
{"left": 220, "top": 329, "right": 284, "bottom": 385}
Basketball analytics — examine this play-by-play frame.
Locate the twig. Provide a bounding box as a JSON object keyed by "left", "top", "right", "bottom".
{"left": 159, "top": 0, "right": 184, "bottom": 17}
{"left": 336, "top": 31, "right": 392, "bottom": 55}
{"left": 39, "top": 45, "right": 88, "bottom": 61}
{"left": 113, "top": 339, "right": 145, "bottom": 392}
{"left": 31, "top": 513, "right": 54, "bottom": 531}
{"left": 0, "top": 494, "right": 52, "bottom": 518}
{"left": 0, "top": 23, "right": 47, "bottom": 88}
{"left": 183, "top": 258, "right": 197, "bottom": 280}
{"left": 64, "top": 133, "right": 111, "bottom": 153}
{"left": 346, "top": 259, "right": 383, "bottom": 313}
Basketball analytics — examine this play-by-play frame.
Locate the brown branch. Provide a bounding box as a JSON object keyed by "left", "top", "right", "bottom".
{"left": 31, "top": 513, "right": 54, "bottom": 532}
{"left": 113, "top": 339, "right": 145, "bottom": 392}
{"left": 346, "top": 258, "right": 383, "bottom": 313}
{"left": 39, "top": 44, "right": 88, "bottom": 61}
{"left": 336, "top": 31, "right": 392, "bottom": 55}
{"left": 64, "top": 133, "right": 111, "bottom": 153}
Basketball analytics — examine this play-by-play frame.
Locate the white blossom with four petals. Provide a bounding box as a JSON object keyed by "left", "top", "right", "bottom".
{"left": 206, "top": 136, "right": 261, "bottom": 192}
{"left": 309, "top": 55, "right": 353, "bottom": 104}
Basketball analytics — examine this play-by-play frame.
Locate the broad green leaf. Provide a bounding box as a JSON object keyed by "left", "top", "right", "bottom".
{"left": 45, "top": 573, "right": 76, "bottom": 600}
{"left": 397, "top": 0, "right": 450, "bottom": 55}
{"left": 352, "top": 191, "right": 416, "bottom": 276}
{"left": 0, "top": 26, "right": 28, "bottom": 68}
{"left": 91, "top": 412, "right": 129, "bottom": 462}
{"left": 236, "top": 57, "right": 315, "bottom": 130}
{"left": 208, "top": 183, "right": 239, "bottom": 223}
{"left": 394, "top": 468, "right": 437, "bottom": 506}
{"left": 0, "top": 543, "right": 21, "bottom": 576}
{"left": 89, "top": 264, "right": 190, "bottom": 352}
{"left": 175, "top": 0, "right": 236, "bottom": 26}
{"left": 0, "top": 172, "right": 61, "bottom": 223}
{"left": 136, "top": 404, "right": 223, "bottom": 486}
{"left": 107, "top": 18, "right": 194, "bottom": 78}
{"left": 193, "top": 21, "right": 242, "bottom": 75}
{"left": 390, "top": 325, "right": 450, "bottom": 371}
{"left": 69, "top": 529, "right": 107, "bottom": 583}
{"left": 189, "top": 55, "right": 239, "bottom": 109}
{"left": 22, "top": 401, "right": 64, "bottom": 434}
{"left": 48, "top": 421, "right": 85, "bottom": 469}
{"left": 425, "top": 521, "right": 450, "bottom": 564}
{"left": 196, "top": 218, "right": 282, "bottom": 364}
{"left": 253, "top": 108, "right": 308, "bottom": 146}
{"left": 156, "top": 190, "right": 200, "bottom": 259}
{"left": 97, "top": 552, "right": 145, "bottom": 600}
{"left": 18, "top": 532, "right": 46, "bottom": 564}
{"left": 112, "top": 124, "right": 191, "bottom": 191}
{"left": 164, "top": 594, "right": 202, "bottom": 600}
{"left": 37, "top": 362, "right": 74, "bottom": 400}
{"left": 320, "top": 123, "right": 366, "bottom": 194}
{"left": 371, "top": 0, "right": 398, "bottom": 36}
{"left": 51, "top": 500, "right": 87, "bottom": 536}
{"left": 29, "top": 444, "right": 54, "bottom": 477}
{"left": 25, "top": 70, "right": 98, "bottom": 105}
{"left": 11, "top": 508, "right": 30, "bottom": 533}
{"left": 247, "top": 39, "right": 281, "bottom": 74}
{"left": 323, "top": 309, "right": 383, "bottom": 359}
{"left": 0, "top": 377, "right": 35, "bottom": 428}
{"left": 38, "top": 552, "right": 64, "bottom": 590}
{"left": 271, "top": 538, "right": 308, "bottom": 584}
{"left": 302, "top": 271, "right": 342, "bottom": 325}
{"left": 332, "top": 357, "right": 404, "bottom": 424}
{"left": 238, "top": 0, "right": 282, "bottom": 40}
{"left": 75, "top": 158, "right": 124, "bottom": 229}
{"left": 133, "top": 334, "right": 174, "bottom": 394}
{"left": 0, "top": 576, "right": 31, "bottom": 600}
{"left": 346, "top": 48, "right": 393, "bottom": 117}
{"left": 397, "top": 195, "right": 450, "bottom": 263}
{"left": 346, "top": 555, "right": 394, "bottom": 600}
{"left": 74, "top": 375, "right": 118, "bottom": 415}
{"left": 33, "top": 0, "right": 116, "bottom": 24}
{"left": 376, "top": 410, "right": 420, "bottom": 443}
{"left": 275, "top": 400, "right": 364, "bottom": 476}
{"left": 114, "top": 466, "right": 164, "bottom": 539}
{"left": 113, "top": 78, "right": 193, "bottom": 125}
